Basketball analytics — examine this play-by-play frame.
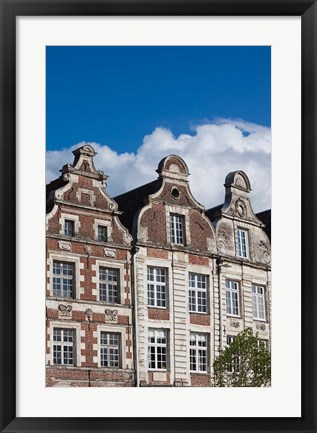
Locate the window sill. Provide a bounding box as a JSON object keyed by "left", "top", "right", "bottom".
{"left": 190, "top": 371, "right": 209, "bottom": 375}
{"left": 189, "top": 311, "right": 208, "bottom": 315}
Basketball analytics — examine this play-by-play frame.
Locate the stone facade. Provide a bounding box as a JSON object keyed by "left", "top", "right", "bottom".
{"left": 46, "top": 145, "right": 271, "bottom": 387}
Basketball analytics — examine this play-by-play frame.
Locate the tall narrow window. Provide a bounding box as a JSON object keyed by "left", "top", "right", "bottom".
{"left": 53, "top": 328, "right": 75, "bottom": 365}
{"left": 170, "top": 214, "right": 184, "bottom": 245}
{"left": 148, "top": 329, "right": 167, "bottom": 370}
{"left": 52, "top": 261, "right": 74, "bottom": 298}
{"left": 100, "top": 332, "right": 120, "bottom": 367}
{"left": 189, "top": 273, "right": 208, "bottom": 313}
{"left": 147, "top": 267, "right": 167, "bottom": 308}
{"left": 237, "top": 229, "right": 249, "bottom": 257}
{"left": 252, "top": 284, "right": 266, "bottom": 320}
{"left": 98, "top": 225, "right": 108, "bottom": 242}
{"left": 99, "top": 267, "right": 119, "bottom": 303}
{"left": 64, "top": 219, "right": 75, "bottom": 236}
{"left": 226, "top": 280, "right": 240, "bottom": 316}
{"left": 190, "top": 333, "right": 208, "bottom": 372}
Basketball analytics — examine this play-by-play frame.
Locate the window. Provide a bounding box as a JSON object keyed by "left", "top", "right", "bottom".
{"left": 98, "top": 225, "right": 107, "bottom": 242}
{"left": 226, "top": 280, "right": 240, "bottom": 316}
{"left": 64, "top": 219, "right": 75, "bottom": 236}
{"left": 170, "top": 214, "right": 184, "bottom": 245}
{"left": 100, "top": 332, "right": 120, "bottom": 367}
{"left": 237, "top": 229, "right": 249, "bottom": 257}
{"left": 147, "top": 267, "right": 167, "bottom": 308}
{"left": 190, "top": 333, "right": 208, "bottom": 372}
{"left": 53, "top": 328, "right": 75, "bottom": 365}
{"left": 252, "top": 284, "right": 266, "bottom": 320}
{"left": 148, "top": 329, "right": 167, "bottom": 370}
{"left": 99, "top": 267, "right": 119, "bottom": 303}
{"left": 189, "top": 273, "right": 208, "bottom": 313}
{"left": 226, "top": 335, "right": 239, "bottom": 372}
{"left": 53, "top": 261, "right": 74, "bottom": 298}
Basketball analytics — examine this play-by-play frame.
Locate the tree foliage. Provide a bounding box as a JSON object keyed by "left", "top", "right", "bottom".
{"left": 213, "top": 328, "right": 271, "bottom": 387}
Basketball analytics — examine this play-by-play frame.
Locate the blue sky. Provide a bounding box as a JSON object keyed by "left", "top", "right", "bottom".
{"left": 46, "top": 46, "right": 271, "bottom": 211}
{"left": 46, "top": 46, "right": 270, "bottom": 153}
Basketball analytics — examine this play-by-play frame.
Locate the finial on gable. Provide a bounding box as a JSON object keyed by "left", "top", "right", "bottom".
{"left": 156, "top": 154, "right": 189, "bottom": 182}
{"left": 60, "top": 144, "right": 108, "bottom": 182}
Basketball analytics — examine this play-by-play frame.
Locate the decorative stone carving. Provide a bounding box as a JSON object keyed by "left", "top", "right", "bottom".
{"left": 138, "top": 226, "right": 148, "bottom": 242}
{"left": 207, "top": 237, "right": 217, "bottom": 253}
{"left": 123, "top": 233, "right": 132, "bottom": 246}
{"left": 104, "top": 248, "right": 116, "bottom": 258}
{"left": 85, "top": 308, "right": 93, "bottom": 322}
{"left": 256, "top": 323, "right": 266, "bottom": 331}
{"left": 63, "top": 173, "right": 71, "bottom": 182}
{"left": 217, "top": 228, "right": 230, "bottom": 253}
{"left": 235, "top": 199, "right": 246, "bottom": 218}
{"left": 105, "top": 309, "right": 118, "bottom": 323}
{"left": 259, "top": 240, "right": 271, "bottom": 264}
{"left": 58, "top": 241, "right": 71, "bottom": 251}
{"left": 230, "top": 319, "right": 240, "bottom": 328}
{"left": 84, "top": 245, "right": 92, "bottom": 255}
{"left": 58, "top": 304, "right": 72, "bottom": 317}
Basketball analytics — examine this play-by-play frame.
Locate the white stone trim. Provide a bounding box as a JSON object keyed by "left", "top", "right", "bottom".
{"left": 186, "top": 263, "right": 213, "bottom": 315}
{"left": 165, "top": 205, "right": 191, "bottom": 245}
{"left": 48, "top": 321, "right": 82, "bottom": 367}
{"left": 93, "top": 218, "right": 113, "bottom": 242}
{"left": 93, "top": 260, "right": 126, "bottom": 304}
{"left": 76, "top": 188, "right": 96, "bottom": 206}
{"left": 59, "top": 212, "right": 80, "bottom": 236}
{"left": 96, "top": 324, "right": 128, "bottom": 369}
{"left": 47, "top": 252, "right": 84, "bottom": 299}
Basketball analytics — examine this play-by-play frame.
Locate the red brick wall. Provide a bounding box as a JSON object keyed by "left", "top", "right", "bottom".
{"left": 148, "top": 308, "right": 170, "bottom": 320}
{"left": 190, "top": 373, "right": 211, "bottom": 387}
{"left": 190, "top": 313, "right": 211, "bottom": 326}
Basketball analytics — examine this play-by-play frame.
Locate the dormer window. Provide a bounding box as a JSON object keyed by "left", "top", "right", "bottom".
{"left": 98, "top": 225, "right": 108, "bottom": 242}
{"left": 170, "top": 214, "right": 185, "bottom": 245}
{"left": 237, "top": 229, "right": 249, "bottom": 258}
{"left": 64, "top": 220, "right": 75, "bottom": 237}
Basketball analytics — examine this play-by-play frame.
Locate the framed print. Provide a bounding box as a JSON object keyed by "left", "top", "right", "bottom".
{"left": 0, "top": 1, "right": 316, "bottom": 432}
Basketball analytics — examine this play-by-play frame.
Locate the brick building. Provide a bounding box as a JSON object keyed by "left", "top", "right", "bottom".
{"left": 46, "top": 144, "right": 271, "bottom": 387}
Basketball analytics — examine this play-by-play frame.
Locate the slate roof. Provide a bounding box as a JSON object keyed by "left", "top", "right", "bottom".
{"left": 46, "top": 176, "right": 68, "bottom": 201}
{"left": 256, "top": 209, "right": 271, "bottom": 241}
{"left": 113, "top": 178, "right": 163, "bottom": 234}
{"left": 205, "top": 204, "right": 223, "bottom": 223}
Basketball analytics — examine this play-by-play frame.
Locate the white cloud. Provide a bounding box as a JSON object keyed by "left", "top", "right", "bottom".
{"left": 46, "top": 119, "right": 271, "bottom": 212}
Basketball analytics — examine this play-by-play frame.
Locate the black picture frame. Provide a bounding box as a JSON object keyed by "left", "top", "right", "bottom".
{"left": 0, "top": 1, "right": 316, "bottom": 432}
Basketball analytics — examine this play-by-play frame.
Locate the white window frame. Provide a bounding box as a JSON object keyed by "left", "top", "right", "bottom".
{"left": 148, "top": 329, "right": 168, "bottom": 371}
{"left": 147, "top": 267, "right": 167, "bottom": 308}
{"left": 226, "top": 280, "right": 240, "bottom": 316}
{"left": 52, "top": 328, "right": 75, "bottom": 366}
{"left": 47, "top": 321, "right": 83, "bottom": 367}
{"left": 93, "top": 219, "right": 113, "bottom": 242}
{"left": 190, "top": 332, "right": 208, "bottom": 373}
{"left": 252, "top": 284, "right": 266, "bottom": 320}
{"left": 64, "top": 219, "right": 75, "bottom": 236}
{"left": 48, "top": 253, "right": 82, "bottom": 299}
{"left": 52, "top": 260, "right": 75, "bottom": 298}
{"left": 59, "top": 213, "right": 80, "bottom": 236}
{"left": 100, "top": 331, "right": 121, "bottom": 368}
{"left": 170, "top": 213, "right": 185, "bottom": 245}
{"left": 236, "top": 228, "right": 249, "bottom": 258}
{"left": 97, "top": 325, "right": 127, "bottom": 369}
{"left": 99, "top": 267, "right": 120, "bottom": 304}
{"left": 189, "top": 273, "right": 208, "bottom": 313}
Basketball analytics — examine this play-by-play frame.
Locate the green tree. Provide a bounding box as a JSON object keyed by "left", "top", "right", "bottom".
{"left": 213, "top": 328, "right": 271, "bottom": 387}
